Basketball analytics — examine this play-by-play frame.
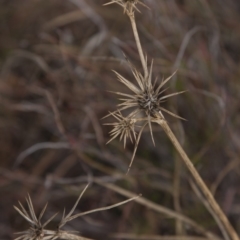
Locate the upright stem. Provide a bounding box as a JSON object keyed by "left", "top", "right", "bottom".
{"left": 128, "top": 13, "right": 148, "bottom": 79}
{"left": 157, "top": 119, "right": 239, "bottom": 240}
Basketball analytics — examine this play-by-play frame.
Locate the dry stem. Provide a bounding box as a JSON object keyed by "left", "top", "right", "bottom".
{"left": 103, "top": 2, "right": 239, "bottom": 240}
{"left": 128, "top": 12, "right": 148, "bottom": 79}
{"left": 156, "top": 118, "right": 239, "bottom": 240}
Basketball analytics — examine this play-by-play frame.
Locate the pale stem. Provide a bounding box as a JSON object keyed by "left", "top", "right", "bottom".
{"left": 128, "top": 13, "right": 148, "bottom": 79}
{"left": 157, "top": 119, "right": 239, "bottom": 240}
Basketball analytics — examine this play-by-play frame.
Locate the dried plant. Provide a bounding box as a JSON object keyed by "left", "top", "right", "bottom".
{"left": 106, "top": 62, "right": 185, "bottom": 172}
{"left": 104, "top": 111, "right": 137, "bottom": 148}
{"left": 103, "top": 1, "right": 185, "bottom": 171}
{"left": 14, "top": 184, "right": 140, "bottom": 240}
{"left": 103, "top": 1, "right": 239, "bottom": 240}
{"left": 111, "top": 62, "right": 185, "bottom": 138}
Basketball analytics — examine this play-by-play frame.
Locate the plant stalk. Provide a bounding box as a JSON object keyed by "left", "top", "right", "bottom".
{"left": 128, "top": 13, "right": 148, "bottom": 79}
{"left": 125, "top": 4, "right": 238, "bottom": 240}
{"left": 157, "top": 118, "right": 239, "bottom": 240}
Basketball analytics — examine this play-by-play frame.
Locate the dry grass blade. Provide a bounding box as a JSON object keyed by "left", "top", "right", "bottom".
{"left": 14, "top": 185, "right": 140, "bottom": 240}
{"left": 94, "top": 180, "right": 220, "bottom": 240}
{"left": 64, "top": 195, "right": 140, "bottom": 222}
{"left": 59, "top": 184, "right": 89, "bottom": 228}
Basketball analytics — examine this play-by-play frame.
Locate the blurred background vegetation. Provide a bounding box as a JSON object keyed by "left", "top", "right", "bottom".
{"left": 0, "top": 0, "right": 240, "bottom": 239}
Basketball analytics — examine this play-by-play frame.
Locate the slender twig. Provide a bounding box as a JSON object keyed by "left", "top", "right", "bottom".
{"left": 128, "top": 12, "right": 148, "bottom": 79}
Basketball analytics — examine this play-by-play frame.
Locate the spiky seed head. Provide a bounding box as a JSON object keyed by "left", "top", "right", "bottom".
{"left": 104, "top": 63, "right": 185, "bottom": 172}
{"left": 14, "top": 195, "right": 57, "bottom": 240}
{"left": 109, "top": 61, "right": 185, "bottom": 150}
{"left": 113, "top": 61, "right": 184, "bottom": 119}
{"left": 105, "top": 111, "right": 136, "bottom": 148}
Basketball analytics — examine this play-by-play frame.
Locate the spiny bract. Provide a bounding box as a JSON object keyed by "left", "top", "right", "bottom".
{"left": 112, "top": 61, "right": 184, "bottom": 131}
{"left": 105, "top": 111, "right": 137, "bottom": 149}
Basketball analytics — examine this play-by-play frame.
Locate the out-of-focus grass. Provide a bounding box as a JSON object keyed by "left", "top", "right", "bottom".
{"left": 0, "top": 0, "right": 240, "bottom": 239}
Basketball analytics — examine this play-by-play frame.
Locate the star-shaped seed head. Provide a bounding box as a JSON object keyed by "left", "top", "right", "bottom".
{"left": 104, "top": 60, "right": 185, "bottom": 172}
{"left": 14, "top": 195, "right": 57, "bottom": 240}
{"left": 113, "top": 61, "right": 185, "bottom": 121}
{"left": 108, "top": 60, "right": 185, "bottom": 158}
{"left": 105, "top": 111, "right": 136, "bottom": 148}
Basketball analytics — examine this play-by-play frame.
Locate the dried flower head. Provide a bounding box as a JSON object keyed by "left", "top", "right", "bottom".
{"left": 14, "top": 195, "right": 57, "bottom": 240}
{"left": 105, "top": 111, "right": 136, "bottom": 148}
{"left": 105, "top": 60, "right": 185, "bottom": 172}
{"left": 104, "top": 0, "right": 147, "bottom": 14}
{"left": 103, "top": 0, "right": 185, "bottom": 172}
{"left": 112, "top": 61, "right": 185, "bottom": 143}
